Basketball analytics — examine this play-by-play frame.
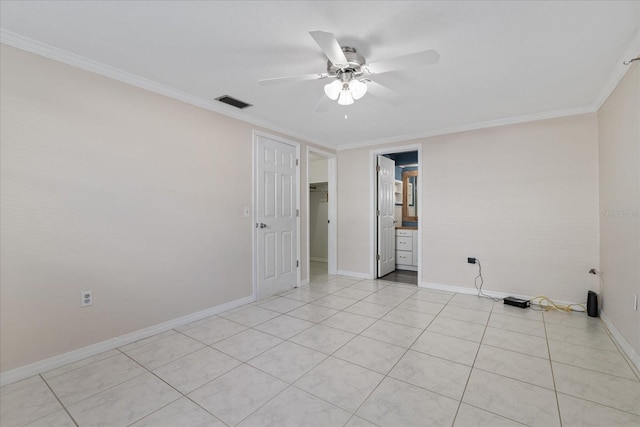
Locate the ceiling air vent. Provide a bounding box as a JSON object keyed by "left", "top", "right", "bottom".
{"left": 215, "top": 95, "right": 252, "bottom": 109}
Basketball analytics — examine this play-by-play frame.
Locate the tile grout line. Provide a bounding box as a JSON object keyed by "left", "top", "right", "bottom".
{"left": 596, "top": 316, "right": 640, "bottom": 381}
{"left": 117, "top": 343, "right": 243, "bottom": 426}
{"left": 216, "top": 293, "right": 367, "bottom": 426}
{"left": 116, "top": 349, "right": 193, "bottom": 425}
{"left": 234, "top": 282, "right": 422, "bottom": 425}
{"left": 460, "top": 402, "right": 531, "bottom": 426}
{"left": 189, "top": 283, "right": 367, "bottom": 425}
{"left": 449, "top": 299, "right": 492, "bottom": 427}
{"left": 544, "top": 315, "right": 564, "bottom": 427}
{"left": 38, "top": 374, "right": 80, "bottom": 427}
{"left": 150, "top": 387, "right": 226, "bottom": 426}
{"left": 550, "top": 359, "right": 640, "bottom": 383}
{"left": 345, "top": 296, "right": 444, "bottom": 425}
{"left": 544, "top": 314, "right": 640, "bottom": 415}
{"left": 479, "top": 341, "right": 550, "bottom": 361}
{"left": 554, "top": 390, "right": 640, "bottom": 418}
{"left": 45, "top": 350, "right": 150, "bottom": 414}
{"left": 38, "top": 349, "right": 123, "bottom": 383}
{"left": 450, "top": 300, "right": 551, "bottom": 426}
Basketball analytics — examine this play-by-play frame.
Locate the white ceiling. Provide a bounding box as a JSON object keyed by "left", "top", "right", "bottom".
{"left": 1, "top": 1, "right": 638, "bottom": 149}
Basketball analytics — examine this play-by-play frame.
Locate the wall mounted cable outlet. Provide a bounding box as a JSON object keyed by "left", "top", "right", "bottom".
{"left": 81, "top": 290, "right": 93, "bottom": 307}
{"left": 467, "top": 257, "right": 477, "bottom": 264}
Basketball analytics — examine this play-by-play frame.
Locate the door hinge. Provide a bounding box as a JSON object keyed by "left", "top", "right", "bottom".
{"left": 376, "top": 210, "right": 380, "bottom": 216}
{"left": 296, "top": 260, "right": 299, "bottom": 268}
{"left": 296, "top": 159, "right": 299, "bottom": 166}
{"left": 328, "top": 219, "right": 330, "bottom": 224}
{"left": 376, "top": 165, "right": 381, "bottom": 172}
{"left": 376, "top": 254, "right": 381, "bottom": 261}
{"left": 296, "top": 209, "right": 299, "bottom": 217}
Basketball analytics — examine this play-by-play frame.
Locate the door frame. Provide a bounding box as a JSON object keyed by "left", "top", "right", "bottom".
{"left": 306, "top": 147, "right": 338, "bottom": 279}
{"left": 252, "top": 130, "right": 301, "bottom": 300}
{"left": 369, "top": 144, "right": 422, "bottom": 280}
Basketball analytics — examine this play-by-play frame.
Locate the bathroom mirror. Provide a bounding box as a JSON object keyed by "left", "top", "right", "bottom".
{"left": 402, "top": 170, "right": 418, "bottom": 222}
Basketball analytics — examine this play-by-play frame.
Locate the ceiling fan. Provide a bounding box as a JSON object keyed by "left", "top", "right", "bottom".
{"left": 258, "top": 31, "right": 440, "bottom": 110}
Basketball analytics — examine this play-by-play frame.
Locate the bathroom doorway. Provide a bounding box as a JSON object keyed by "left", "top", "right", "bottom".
{"left": 370, "top": 145, "right": 421, "bottom": 285}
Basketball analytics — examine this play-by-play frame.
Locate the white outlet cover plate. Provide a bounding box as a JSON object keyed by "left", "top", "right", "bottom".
{"left": 81, "top": 290, "right": 93, "bottom": 307}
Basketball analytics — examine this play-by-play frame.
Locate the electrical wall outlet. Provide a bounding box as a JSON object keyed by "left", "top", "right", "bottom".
{"left": 467, "top": 257, "right": 477, "bottom": 264}
{"left": 81, "top": 290, "right": 93, "bottom": 307}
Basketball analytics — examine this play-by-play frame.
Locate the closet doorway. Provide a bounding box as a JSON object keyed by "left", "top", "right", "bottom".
{"left": 307, "top": 148, "right": 337, "bottom": 283}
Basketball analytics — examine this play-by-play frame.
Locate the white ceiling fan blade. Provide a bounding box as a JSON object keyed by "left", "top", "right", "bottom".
{"left": 314, "top": 95, "right": 332, "bottom": 113}
{"left": 365, "top": 49, "right": 440, "bottom": 75}
{"left": 365, "top": 80, "right": 403, "bottom": 106}
{"left": 258, "top": 73, "right": 329, "bottom": 86}
{"left": 309, "top": 30, "right": 348, "bottom": 66}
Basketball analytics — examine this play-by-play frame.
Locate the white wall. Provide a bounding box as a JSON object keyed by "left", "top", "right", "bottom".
{"left": 338, "top": 114, "right": 600, "bottom": 302}
{"left": 337, "top": 149, "right": 373, "bottom": 276}
{"left": 0, "top": 44, "right": 331, "bottom": 374}
{"left": 422, "top": 114, "right": 599, "bottom": 301}
{"left": 309, "top": 155, "right": 329, "bottom": 183}
{"left": 598, "top": 63, "right": 640, "bottom": 358}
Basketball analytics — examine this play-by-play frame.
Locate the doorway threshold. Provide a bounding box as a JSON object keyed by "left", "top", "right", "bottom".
{"left": 378, "top": 270, "right": 417, "bottom": 286}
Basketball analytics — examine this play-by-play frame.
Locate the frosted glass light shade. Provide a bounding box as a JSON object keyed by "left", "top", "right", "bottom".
{"left": 338, "top": 89, "right": 354, "bottom": 105}
{"left": 349, "top": 79, "right": 367, "bottom": 100}
{"left": 324, "top": 80, "right": 342, "bottom": 100}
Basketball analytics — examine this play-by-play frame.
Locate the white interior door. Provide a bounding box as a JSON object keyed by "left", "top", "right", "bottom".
{"left": 256, "top": 135, "right": 298, "bottom": 298}
{"left": 377, "top": 155, "right": 396, "bottom": 277}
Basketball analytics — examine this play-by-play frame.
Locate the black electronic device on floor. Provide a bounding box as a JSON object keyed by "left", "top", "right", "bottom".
{"left": 503, "top": 296, "right": 530, "bottom": 308}
{"left": 587, "top": 291, "right": 599, "bottom": 317}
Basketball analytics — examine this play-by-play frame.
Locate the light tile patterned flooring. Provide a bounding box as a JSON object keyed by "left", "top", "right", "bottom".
{"left": 2, "top": 263, "right": 639, "bottom": 426}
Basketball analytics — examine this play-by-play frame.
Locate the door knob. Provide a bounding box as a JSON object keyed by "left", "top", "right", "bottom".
{"left": 256, "top": 222, "right": 267, "bottom": 229}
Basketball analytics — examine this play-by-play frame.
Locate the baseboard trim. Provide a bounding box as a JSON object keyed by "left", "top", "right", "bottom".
{"left": 0, "top": 294, "right": 255, "bottom": 386}
{"left": 337, "top": 270, "right": 373, "bottom": 280}
{"left": 600, "top": 311, "right": 640, "bottom": 373}
{"left": 420, "top": 281, "right": 504, "bottom": 297}
{"left": 419, "top": 281, "right": 583, "bottom": 306}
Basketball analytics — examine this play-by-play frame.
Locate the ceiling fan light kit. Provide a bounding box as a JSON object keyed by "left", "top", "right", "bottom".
{"left": 348, "top": 79, "right": 367, "bottom": 100}
{"left": 258, "top": 30, "right": 439, "bottom": 109}
{"left": 324, "top": 72, "right": 368, "bottom": 105}
{"left": 337, "top": 90, "right": 354, "bottom": 106}
{"left": 323, "top": 79, "right": 343, "bottom": 100}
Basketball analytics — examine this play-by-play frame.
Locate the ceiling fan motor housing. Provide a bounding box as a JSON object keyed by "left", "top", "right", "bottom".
{"left": 327, "top": 47, "right": 366, "bottom": 78}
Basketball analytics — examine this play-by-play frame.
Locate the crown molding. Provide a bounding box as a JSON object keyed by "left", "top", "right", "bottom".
{"left": 0, "top": 29, "right": 331, "bottom": 150}
{"left": 592, "top": 27, "right": 640, "bottom": 111}
{"left": 336, "top": 27, "right": 639, "bottom": 151}
{"left": 2, "top": 27, "right": 636, "bottom": 153}
{"left": 336, "top": 104, "right": 595, "bottom": 151}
